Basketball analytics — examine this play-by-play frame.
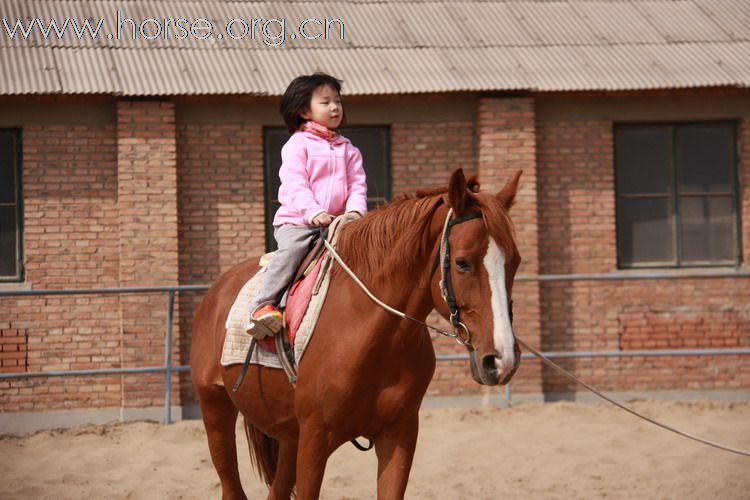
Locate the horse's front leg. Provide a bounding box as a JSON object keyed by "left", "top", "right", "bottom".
{"left": 375, "top": 412, "right": 419, "bottom": 500}
{"left": 295, "top": 421, "right": 334, "bottom": 500}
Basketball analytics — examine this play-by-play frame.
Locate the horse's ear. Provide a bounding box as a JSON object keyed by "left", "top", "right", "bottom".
{"left": 448, "top": 168, "right": 470, "bottom": 215}
{"left": 467, "top": 173, "right": 480, "bottom": 193}
{"left": 497, "top": 170, "right": 522, "bottom": 210}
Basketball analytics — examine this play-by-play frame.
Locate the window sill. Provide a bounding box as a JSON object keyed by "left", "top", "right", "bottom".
{"left": 0, "top": 282, "right": 32, "bottom": 292}
{"left": 518, "top": 267, "right": 750, "bottom": 282}
{"left": 610, "top": 267, "right": 750, "bottom": 279}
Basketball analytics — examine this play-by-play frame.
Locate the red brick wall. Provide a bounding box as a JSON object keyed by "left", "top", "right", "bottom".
{"left": 117, "top": 100, "right": 180, "bottom": 409}
{"left": 537, "top": 120, "right": 616, "bottom": 275}
{"left": 391, "top": 120, "right": 476, "bottom": 194}
{"left": 0, "top": 121, "right": 122, "bottom": 411}
{"left": 1, "top": 101, "right": 185, "bottom": 414}
{"left": 537, "top": 279, "right": 750, "bottom": 392}
{"left": 176, "top": 122, "right": 266, "bottom": 404}
{"left": 22, "top": 123, "right": 120, "bottom": 285}
{"left": 536, "top": 115, "right": 750, "bottom": 394}
{"left": 0, "top": 328, "right": 27, "bottom": 374}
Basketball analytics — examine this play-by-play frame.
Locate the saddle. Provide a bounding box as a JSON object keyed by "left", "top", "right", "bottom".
{"left": 239, "top": 214, "right": 360, "bottom": 386}
{"left": 255, "top": 228, "right": 329, "bottom": 354}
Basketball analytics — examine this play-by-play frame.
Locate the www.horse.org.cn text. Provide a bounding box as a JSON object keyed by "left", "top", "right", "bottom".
{"left": 2, "top": 10, "right": 346, "bottom": 46}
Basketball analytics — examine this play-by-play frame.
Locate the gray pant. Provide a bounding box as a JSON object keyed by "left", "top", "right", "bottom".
{"left": 249, "top": 224, "right": 320, "bottom": 313}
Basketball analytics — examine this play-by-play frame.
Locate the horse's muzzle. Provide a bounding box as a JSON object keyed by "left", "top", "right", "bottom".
{"left": 469, "top": 344, "right": 520, "bottom": 386}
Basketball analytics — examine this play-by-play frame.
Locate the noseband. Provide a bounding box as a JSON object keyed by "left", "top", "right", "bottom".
{"left": 431, "top": 207, "right": 514, "bottom": 348}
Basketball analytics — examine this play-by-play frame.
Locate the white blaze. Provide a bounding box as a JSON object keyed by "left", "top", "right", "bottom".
{"left": 484, "top": 240, "right": 515, "bottom": 372}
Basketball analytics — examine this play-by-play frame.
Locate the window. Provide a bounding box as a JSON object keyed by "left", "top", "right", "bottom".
{"left": 263, "top": 126, "right": 391, "bottom": 251}
{"left": 0, "top": 129, "right": 22, "bottom": 281}
{"left": 615, "top": 122, "right": 739, "bottom": 268}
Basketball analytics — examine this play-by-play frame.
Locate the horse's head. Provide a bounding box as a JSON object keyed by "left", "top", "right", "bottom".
{"left": 431, "top": 168, "right": 522, "bottom": 386}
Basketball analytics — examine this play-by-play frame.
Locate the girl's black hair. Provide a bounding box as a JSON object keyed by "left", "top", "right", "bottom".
{"left": 280, "top": 72, "right": 344, "bottom": 133}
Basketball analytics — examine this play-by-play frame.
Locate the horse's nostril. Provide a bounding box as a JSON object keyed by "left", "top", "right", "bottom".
{"left": 482, "top": 354, "right": 499, "bottom": 378}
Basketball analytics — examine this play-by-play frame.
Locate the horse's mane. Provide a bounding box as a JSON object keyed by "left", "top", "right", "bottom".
{"left": 334, "top": 189, "right": 443, "bottom": 286}
{"left": 335, "top": 181, "right": 516, "bottom": 286}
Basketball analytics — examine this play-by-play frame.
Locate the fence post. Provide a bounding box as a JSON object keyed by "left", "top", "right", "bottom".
{"left": 505, "top": 383, "right": 512, "bottom": 407}
{"left": 164, "top": 290, "right": 176, "bottom": 424}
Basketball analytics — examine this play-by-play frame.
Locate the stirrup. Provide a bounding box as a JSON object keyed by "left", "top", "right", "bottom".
{"left": 245, "top": 317, "right": 279, "bottom": 340}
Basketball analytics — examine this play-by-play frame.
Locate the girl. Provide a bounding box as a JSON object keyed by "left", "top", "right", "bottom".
{"left": 246, "top": 72, "right": 368, "bottom": 338}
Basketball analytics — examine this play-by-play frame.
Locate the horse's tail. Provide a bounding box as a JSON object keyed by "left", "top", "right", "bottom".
{"left": 243, "top": 416, "right": 279, "bottom": 487}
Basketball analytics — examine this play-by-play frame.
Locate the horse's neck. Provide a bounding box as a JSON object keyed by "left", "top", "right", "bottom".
{"left": 333, "top": 202, "right": 446, "bottom": 320}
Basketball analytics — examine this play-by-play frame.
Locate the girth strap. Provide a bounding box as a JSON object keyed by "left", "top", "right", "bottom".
{"left": 351, "top": 437, "right": 374, "bottom": 451}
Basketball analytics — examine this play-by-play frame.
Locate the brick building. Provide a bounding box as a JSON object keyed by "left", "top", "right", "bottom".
{"left": 1, "top": 0, "right": 749, "bottom": 431}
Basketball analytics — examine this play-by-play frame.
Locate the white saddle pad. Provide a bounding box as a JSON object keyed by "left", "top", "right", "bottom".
{"left": 220, "top": 254, "right": 334, "bottom": 369}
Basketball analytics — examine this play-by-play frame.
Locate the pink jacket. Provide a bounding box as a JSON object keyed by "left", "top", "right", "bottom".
{"left": 273, "top": 130, "right": 368, "bottom": 226}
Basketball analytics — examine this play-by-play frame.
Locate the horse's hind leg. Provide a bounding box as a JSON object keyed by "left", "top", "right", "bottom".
{"left": 268, "top": 440, "right": 297, "bottom": 500}
{"left": 374, "top": 413, "right": 419, "bottom": 500}
{"left": 198, "top": 385, "right": 247, "bottom": 500}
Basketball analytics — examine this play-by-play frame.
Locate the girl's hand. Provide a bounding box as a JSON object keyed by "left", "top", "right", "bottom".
{"left": 312, "top": 212, "right": 334, "bottom": 227}
{"left": 341, "top": 211, "right": 362, "bottom": 223}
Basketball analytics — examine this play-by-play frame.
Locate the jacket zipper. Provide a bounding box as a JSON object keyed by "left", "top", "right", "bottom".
{"left": 325, "top": 141, "right": 335, "bottom": 207}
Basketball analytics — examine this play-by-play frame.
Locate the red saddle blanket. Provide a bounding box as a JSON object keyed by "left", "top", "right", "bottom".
{"left": 258, "top": 258, "right": 323, "bottom": 353}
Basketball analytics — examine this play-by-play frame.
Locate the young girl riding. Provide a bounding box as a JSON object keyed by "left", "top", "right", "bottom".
{"left": 246, "top": 72, "right": 368, "bottom": 338}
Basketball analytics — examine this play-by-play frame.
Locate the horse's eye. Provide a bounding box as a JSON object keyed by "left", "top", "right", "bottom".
{"left": 455, "top": 257, "right": 472, "bottom": 273}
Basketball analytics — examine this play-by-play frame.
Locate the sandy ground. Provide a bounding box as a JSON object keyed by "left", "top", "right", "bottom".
{"left": 1, "top": 400, "right": 749, "bottom": 499}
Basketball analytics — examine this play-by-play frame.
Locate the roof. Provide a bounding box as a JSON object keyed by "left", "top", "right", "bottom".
{"left": 1, "top": 0, "right": 749, "bottom": 96}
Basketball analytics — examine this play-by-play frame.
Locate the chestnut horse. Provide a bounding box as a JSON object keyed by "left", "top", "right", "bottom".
{"left": 190, "top": 168, "right": 522, "bottom": 499}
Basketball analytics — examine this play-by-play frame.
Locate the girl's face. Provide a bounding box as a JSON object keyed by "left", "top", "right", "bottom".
{"left": 301, "top": 85, "right": 343, "bottom": 129}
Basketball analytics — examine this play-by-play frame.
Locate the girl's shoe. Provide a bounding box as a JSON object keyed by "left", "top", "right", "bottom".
{"left": 245, "top": 305, "right": 283, "bottom": 339}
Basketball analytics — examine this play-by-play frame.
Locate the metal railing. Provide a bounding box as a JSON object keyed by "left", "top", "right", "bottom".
{"left": 516, "top": 269, "right": 750, "bottom": 282}
{"left": 0, "top": 285, "right": 207, "bottom": 424}
{"left": 1, "top": 268, "right": 749, "bottom": 423}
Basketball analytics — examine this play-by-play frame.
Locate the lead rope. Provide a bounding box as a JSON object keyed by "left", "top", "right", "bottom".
{"left": 321, "top": 238, "right": 750, "bottom": 459}
{"left": 516, "top": 339, "right": 750, "bottom": 457}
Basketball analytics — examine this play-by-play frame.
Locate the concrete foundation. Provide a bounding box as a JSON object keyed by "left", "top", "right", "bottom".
{"left": 2, "top": 389, "right": 749, "bottom": 435}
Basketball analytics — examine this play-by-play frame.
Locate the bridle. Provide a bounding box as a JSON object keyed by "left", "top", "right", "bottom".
{"left": 430, "top": 205, "right": 514, "bottom": 348}
{"left": 432, "top": 208, "right": 483, "bottom": 346}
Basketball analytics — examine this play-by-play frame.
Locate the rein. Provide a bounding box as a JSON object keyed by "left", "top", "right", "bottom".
{"left": 323, "top": 209, "right": 750, "bottom": 459}
{"left": 325, "top": 207, "right": 483, "bottom": 345}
